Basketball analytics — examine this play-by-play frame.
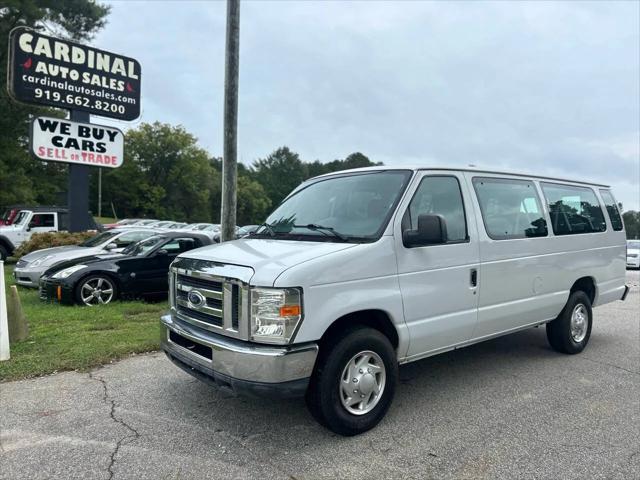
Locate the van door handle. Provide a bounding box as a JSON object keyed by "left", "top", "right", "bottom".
{"left": 470, "top": 268, "right": 478, "bottom": 287}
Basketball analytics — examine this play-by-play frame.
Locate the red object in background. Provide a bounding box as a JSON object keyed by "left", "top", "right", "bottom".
{"left": 1, "top": 208, "right": 20, "bottom": 225}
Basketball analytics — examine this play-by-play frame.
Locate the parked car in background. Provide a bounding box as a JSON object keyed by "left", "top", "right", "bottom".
{"left": 0, "top": 207, "right": 97, "bottom": 261}
{"left": 145, "top": 221, "right": 174, "bottom": 229}
{"left": 189, "top": 223, "right": 220, "bottom": 232}
{"left": 129, "top": 219, "right": 159, "bottom": 227}
{"left": 237, "top": 225, "right": 260, "bottom": 237}
{"left": 40, "top": 231, "right": 211, "bottom": 306}
{"left": 167, "top": 222, "right": 188, "bottom": 229}
{"left": 211, "top": 226, "right": 241, "bottom": 243}
{"left": 1, "top": 205, "right": 66, "bottom": 226}
{"left": 102, "top": 219, "right": 143, "bottom": 229}
{"left": 13, "top": 229, "right": 161, "bottom": 287}
{"left": 161, "top": 166, "right": 628, "bottom": 436}
{"left": 627, "top": 240, "right": 640, "bottom": 269}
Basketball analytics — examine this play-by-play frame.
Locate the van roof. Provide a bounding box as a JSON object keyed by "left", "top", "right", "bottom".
{"left": 310, "top": 165, "right": 610, "bottom": 188}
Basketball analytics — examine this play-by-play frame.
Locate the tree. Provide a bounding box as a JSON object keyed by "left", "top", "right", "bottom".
{"left": 236, "top": 176, "right": 271, "bottom": 226}
{"left": 623, "top": 211, "right": 640, "bottom": 239}
{"left": 100, "top": 122, "right": 216, "bottom": 222}
{"left": 251, "top": 147, "right": 308, "bottom": 208}
{"left": 307, "top": 152, "right": 380, "bottom": 178}
{"left": 0, "top": 1, "right": 110, "bottom": 207}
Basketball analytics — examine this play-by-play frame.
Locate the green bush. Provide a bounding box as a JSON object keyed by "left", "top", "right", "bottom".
{"left": 13, "top": 231, "right": 96, "bottom": 258}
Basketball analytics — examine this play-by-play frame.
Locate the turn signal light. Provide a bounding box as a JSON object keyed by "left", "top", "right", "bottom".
{"left": 279, "top": 305, "right": 301, "bottom": 317}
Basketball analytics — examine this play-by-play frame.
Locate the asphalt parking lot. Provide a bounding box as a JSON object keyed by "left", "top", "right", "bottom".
{"left": 1, "top": 271, "right": 638, "bottom": 480}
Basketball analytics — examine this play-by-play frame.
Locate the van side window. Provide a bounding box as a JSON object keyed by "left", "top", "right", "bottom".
{"left": 599, "top": 189, "right": 623, "bottom": 231}
{"left": 541, "top": 183, "right": 606, "bottom": 235}
{"left": 406, "top": 176, "right": 468, "bottom": 242}
{"left": 472, "top": 177, "right": 547, "bottom": 240}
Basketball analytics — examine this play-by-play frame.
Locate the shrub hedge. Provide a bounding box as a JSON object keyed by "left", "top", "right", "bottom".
{"left": 13, "top": 231, "right": 96, "bottom": 258}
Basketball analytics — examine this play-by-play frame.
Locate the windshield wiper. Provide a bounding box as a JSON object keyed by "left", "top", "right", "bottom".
{"left": 253, "top": 222, "right": 276, "bottom": 237}
{"left": 293, "top": 224, "right": 349, "bottom": 241}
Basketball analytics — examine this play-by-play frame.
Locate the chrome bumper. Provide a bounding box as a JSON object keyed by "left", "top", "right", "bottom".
{"left": 160, "top": 314, "right": 318, "bottom": 386}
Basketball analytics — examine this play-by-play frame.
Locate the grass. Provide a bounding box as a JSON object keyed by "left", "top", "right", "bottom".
{"left": 94, "top": 216, "right": 117, "bottom": 225}
{"left": 0, "top": 264, "right": 166, "bottom": 382}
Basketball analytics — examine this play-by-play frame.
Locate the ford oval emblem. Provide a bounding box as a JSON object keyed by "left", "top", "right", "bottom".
{"left": 187, "top": 290, "right": 206, "bottom": 308}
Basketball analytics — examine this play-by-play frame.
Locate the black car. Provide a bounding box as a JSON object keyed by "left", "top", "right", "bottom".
{"left": 39, "top": 232, "right": 211, "bottom": 306}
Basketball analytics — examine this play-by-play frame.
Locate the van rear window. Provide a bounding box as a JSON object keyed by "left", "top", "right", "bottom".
{"left": 541, "top": 183, "right": 606, "bottom": 235}
{"left": 599, "top": 189, "right": 623, "bottom": 231}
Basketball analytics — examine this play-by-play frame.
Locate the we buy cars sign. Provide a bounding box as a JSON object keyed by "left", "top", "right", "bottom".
{"left": 30, "top": 116, "right": 124, "bottom": 168}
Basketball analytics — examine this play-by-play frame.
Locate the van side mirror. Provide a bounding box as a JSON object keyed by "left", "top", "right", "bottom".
{"left": 105, "top": 242, "right": 118, "bottom": 251}
{"left": 403, "top": 214, "right": 448, "bottom": 248}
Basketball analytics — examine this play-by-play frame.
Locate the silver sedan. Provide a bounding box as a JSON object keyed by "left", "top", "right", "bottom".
{"left": 13, "top": 229, "right": 161, "bottom": 288}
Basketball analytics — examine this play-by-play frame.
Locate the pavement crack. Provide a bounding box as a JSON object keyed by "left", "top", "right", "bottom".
{"left": 581, "top": 357, "right": 639, "bottom": 376}
{"left": 88, "top": 371, "right": 140, "bottom": 480}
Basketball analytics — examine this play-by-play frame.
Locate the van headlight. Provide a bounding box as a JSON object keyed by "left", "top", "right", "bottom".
{"left": 52, "top": 264, "right": 87, "bottom": 279}
{"left": 250, "top": 287, "right": 303, "bottom": 344}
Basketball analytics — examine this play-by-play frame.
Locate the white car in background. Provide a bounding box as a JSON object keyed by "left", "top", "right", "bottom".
{"left": 627, "top": 240, "right": 640, "bottom": 269}
{"left": 13, "top": 229, "right": 161, "bottom": 287}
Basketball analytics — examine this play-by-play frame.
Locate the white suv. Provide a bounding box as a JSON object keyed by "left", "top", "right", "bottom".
{"left": 0, "top": 209, "right": 66, "bottom": 261}
{"left": 627, "top": 240, "right": 640, "bottom": 268}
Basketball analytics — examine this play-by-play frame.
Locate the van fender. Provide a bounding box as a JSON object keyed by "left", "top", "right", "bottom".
{"left": 292, "top": 276, "right": 409, "bottom": 360}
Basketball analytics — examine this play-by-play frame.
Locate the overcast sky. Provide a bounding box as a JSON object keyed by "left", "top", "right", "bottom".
{"left": 96, "top": 0, "right": 640, "bottom": 210}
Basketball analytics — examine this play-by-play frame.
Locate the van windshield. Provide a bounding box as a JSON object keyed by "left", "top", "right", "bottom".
{"left": 259, "top": 170, "right": 412, "bottom": 242}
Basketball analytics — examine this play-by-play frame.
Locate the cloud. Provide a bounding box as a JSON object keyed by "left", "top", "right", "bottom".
{"left": 96, "top": 0, "right": 639, "bottom": 209}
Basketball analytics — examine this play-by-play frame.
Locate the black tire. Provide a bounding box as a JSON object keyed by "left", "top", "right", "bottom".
{"left": 305, "top": 326, "right": 398, "bottom": 436}
{"left": 0, "top": 244, "right": 7, "bottom": 262}
{"left": 546, "top": 291, "right": 592, "bottom": 354}
{"left": 75, "top": 274, "right": 118, "bottom": 306}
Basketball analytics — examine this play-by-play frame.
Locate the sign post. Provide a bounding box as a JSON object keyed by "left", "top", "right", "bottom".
{"left": 68, "top": 110, "right": 92, "bottom": 231}
{"left": 0, "top": 262, "right": 9, "bottom": 361}
{"left": 7, "top": 26, "right": 140, "bottom": 232}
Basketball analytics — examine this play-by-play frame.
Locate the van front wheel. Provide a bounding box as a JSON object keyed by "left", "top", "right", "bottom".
{"left": 305, "top": 327, "right": 398, "bottom": 436}
{"left": 546, "top": 291, "right": 593, "bottom": 354}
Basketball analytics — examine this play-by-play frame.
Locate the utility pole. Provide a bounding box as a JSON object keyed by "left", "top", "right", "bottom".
{"left": 220, "top": 0, "right": 240, "bottom": 242}
{"left": 98, "top": 168, "right": 102, "bottom": 219}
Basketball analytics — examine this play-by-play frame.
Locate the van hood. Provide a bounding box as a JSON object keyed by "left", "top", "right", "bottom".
{"left": 178, "top": 238, "right": 359, "bottom": 286}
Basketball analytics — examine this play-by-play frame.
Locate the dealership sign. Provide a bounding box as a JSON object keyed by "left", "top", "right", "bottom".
{"left": 8, "top": 27, "right": 141, "bottom": 121}
{"left": 30, "top": 117, "right": 124, "bottom": 168}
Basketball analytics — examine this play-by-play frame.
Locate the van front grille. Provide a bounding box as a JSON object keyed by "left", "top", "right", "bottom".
{"left": 171, "top": 266, "right": 248, "bottom": 340}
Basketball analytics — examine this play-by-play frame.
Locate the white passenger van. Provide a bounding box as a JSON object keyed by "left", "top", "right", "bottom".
{"left": 161, "top": 167, "right": 628, "bottom": 435}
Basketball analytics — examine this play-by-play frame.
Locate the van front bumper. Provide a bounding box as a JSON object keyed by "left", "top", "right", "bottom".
{"left": 160, "top": 314, "right": 318, "bottom": 398}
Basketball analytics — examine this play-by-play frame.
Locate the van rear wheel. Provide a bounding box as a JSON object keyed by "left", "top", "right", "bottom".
{"left": 546, "top": 291, "right": 592, "bottom": 354}
{"left": 305, "top": 327, "right": 398, "bottom": 436}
